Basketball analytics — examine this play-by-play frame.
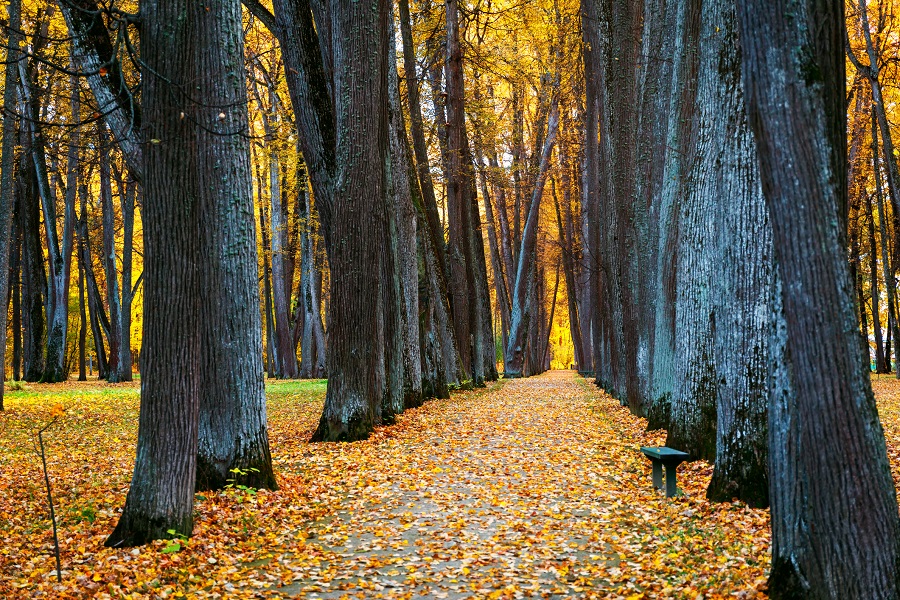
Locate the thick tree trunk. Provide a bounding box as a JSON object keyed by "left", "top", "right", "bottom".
{"left": 736, "top": 0, "right": 900, "bottom": 595}
{"left": 388, "top": 30, "right": 423, "bottom": 410}
{"left": 106, "top": 0, "right": 202, "bottom": 547}
{"left": 635, "top": 0, "right": 675, "bottom": 415}
{"left": 194, "top": 0, "right": 276, "bottom": 492}
{"left": 591, "top": 0, "right": 642, "bottom": 409}
{"left": 664, "top": 0, "right": 716, "bottom": 460}
{"left": 445, "top": 0, "right": 474, "bottom": 382}
{"left": 701, "top": 0, "right": 772, "bottom": 507}
{"left": 311, "top": 0, "right": 391, "bottom": 441}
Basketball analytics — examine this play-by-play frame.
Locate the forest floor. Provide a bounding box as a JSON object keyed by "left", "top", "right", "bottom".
{"left": 4, "top": 371, "right": 900, "bottom": 599}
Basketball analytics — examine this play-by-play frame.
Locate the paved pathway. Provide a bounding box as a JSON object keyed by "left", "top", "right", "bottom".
{"left": 241, "top": 371, "right": 767, "bottom": 599}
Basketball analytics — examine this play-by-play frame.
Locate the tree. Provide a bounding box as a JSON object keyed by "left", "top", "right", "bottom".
{"left": 98, "top": 124, "right": 124, "bottom": 382}
{"left": 106, "top": 0, "right": 202, "bottom": 547}
{"left": 736, "top": 0, "right": 900, "bottom": 594}
{"left": 308, "top": 0, "right": 393, "bottom": 440}
{"left": 194, "top": 0, "right": 276, "bottom": 491}
{"left": 0, "top": 0, "right": 22, "bottom": 408}
{"left": 504, "top": 101, "right": 559, "bottom": 377}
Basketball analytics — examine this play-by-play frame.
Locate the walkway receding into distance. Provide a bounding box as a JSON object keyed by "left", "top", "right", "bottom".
{"left": 248, "top": 371, "right": 769, "bottom": 598}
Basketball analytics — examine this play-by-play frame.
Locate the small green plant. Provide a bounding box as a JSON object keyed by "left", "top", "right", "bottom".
{"left": 5, "top": 380, "right": 28, "bottom": 391}
{"left": 162, "top": 530, "right": 188, "bottom": 553}
{"left": 65, "top": 503, "right": 97, "bottom": 525}
{"left": 225, "top": 467, "right": 260, "bottom": 500}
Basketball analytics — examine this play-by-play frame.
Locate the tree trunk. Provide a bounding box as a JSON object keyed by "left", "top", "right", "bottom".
{"left": 504, "top": 102, "right": 559, "bottom": 377}
{"left": 118, "top": 176, "right": 136, "bottom": 381}
{"left": 78, "top": 183, "right": 110, "bottom": 380}
{"left": 444, "top": 0, "right": 474, "bottom": 382}
{"left": 266, "top": 111, "right": 299, "bottom": 379}
{"left": 19, "top": 58, "right": 76, "bottom": 384}
{"left": 259, "top": 188, "right": 278, "bottom": 380}
{"left": 866, "top": 190, "right": 886, "bottom": 373}
{"left": 0, "top": 0, "right": 21, "bottom": 405}
{"left": 106, "top": 0, "right": 202, "bottom": 547}
{"left": 701, "top": 0, "right": 772, "bottom": 507}
{"left": 873, "top": 110, "right": 900, "bottom": 376}
{"left": 399, "top": 0, "right": 448, "bottom": 280}
{"left": 78, "top": 254, "right": 87, "bottom": 381}
{"left": 478, "top": 155, "right": 511, "bottom": 355}
{"left": 553, "top": 179, "right": 584, "bottom": 371}
{"left": 388, "top": 27, "right": 423, "bottom": 409}
{"left": 17, "top": 112, "right": 46, "bottom": 383}
{"left": 11, "top": 233, "right": 21, "bottom": 382}
{"left": 297, "top": 170, "right": 326, "bottom": 379}
{"left": 736, "top": 0, "right": 900, "bottom": 594}
{"left": 311, "top": 0, "right": 391, "bottom": 441}
{"left": 194, "top": 0, "right": 276, "bottom": 492}
{"left": 99, "top": 124, "right": 124, "bottom": 383}
{"left": 580, "top": 0, "right": 600, "bottom": 378}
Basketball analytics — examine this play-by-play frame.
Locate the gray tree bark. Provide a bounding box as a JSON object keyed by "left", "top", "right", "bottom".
{"left": 106, "top": 0, "right": 202, "bottom": 547}
{"left": 98, "top": 124, "right": 124, "bottom": 383}
{"left": 504, "top": 102, "right": 559, "bottom": 377}
{"left": 736, "top": 0, "right": 900, "bottom": 594}
{"left": 310, "top": 0, "right": 392, "bottom": 441}
{"left": 0, "top": 0, "right": 22, "bottom": 406}
{"left": 194, "top": 0, "right": 276, "bottom": 491}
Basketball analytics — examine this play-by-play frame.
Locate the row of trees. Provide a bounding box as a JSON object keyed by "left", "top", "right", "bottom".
{"left": 0, "top": 0, "right": 581, "bottom": 414}
{"left": 3, "top": 0, "right": 900, "bottom": 594}
{"left": 570, "top": 0, "right": 900, "bottom": 595}
{"left": 0, "top": 0, "right": 558, "bottom": 544}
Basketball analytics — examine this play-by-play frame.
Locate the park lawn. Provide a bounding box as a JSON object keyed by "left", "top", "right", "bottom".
{"left": 1, "top": 374, "right": 900, "bottom": 598}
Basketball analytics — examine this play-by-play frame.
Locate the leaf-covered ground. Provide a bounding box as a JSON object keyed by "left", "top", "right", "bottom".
{"left": 3, "top": 371, "right": 900, "bottom": 598}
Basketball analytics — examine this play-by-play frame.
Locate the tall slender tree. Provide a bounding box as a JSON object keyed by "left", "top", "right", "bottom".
{"left": 0, "top": 0, "right": 22, "bottom": 407}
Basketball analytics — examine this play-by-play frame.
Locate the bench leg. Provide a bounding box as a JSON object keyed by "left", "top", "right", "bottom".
{"left": 664, "top": 464, "right": 679, "bottom": 498}
{"left": 651, "top": 460, "right": 663, "bottom": 489}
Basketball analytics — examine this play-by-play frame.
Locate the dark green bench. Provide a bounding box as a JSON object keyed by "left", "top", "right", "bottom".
{"left": 640, "top": 446, "right": 689, "bottom": 497}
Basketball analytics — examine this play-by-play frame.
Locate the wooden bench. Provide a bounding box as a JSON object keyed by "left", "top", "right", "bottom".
{"left": 640, "top": 446, "right": 689, "bottom": 498}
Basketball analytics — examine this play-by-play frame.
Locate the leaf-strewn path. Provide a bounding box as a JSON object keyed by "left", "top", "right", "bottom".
{"left": 3, "top": 372, "right": 774, "bottom": 598}
{"left": 263, "top": 372, "right": 770, "bottom": 599}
